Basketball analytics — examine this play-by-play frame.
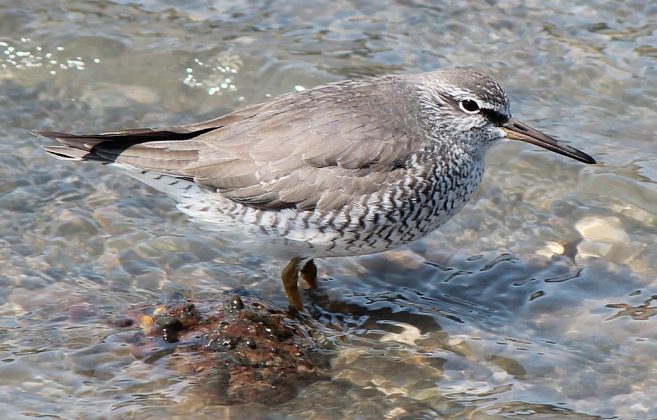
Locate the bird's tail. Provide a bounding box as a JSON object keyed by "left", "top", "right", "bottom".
{"left": 32, "top": 127, "right": 216, "bottom": 163}
{"left": 34, "top": 130, "right": 111, "bottom": 161}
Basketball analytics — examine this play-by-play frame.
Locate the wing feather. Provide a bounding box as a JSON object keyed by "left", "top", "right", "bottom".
{"left": 37, "top": 75, "right": 427, "bottom": 211}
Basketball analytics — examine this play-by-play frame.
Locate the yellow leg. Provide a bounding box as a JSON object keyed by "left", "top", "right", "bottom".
{"left": 300, "top": 259, "right": 318, "bottom": 289}
{"left": 281, "top": 258, "right": 303, "bottom": 312}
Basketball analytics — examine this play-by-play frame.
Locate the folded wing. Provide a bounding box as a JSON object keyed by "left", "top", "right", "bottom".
{"left": 36, "top": 76, "right": 424, "bottom": 211}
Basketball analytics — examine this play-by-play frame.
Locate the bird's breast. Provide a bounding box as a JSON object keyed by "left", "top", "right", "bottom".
{"left": 281, "top": 152, "right": 486, "bottom": 257}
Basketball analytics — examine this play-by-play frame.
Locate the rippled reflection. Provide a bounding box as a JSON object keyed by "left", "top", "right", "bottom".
{"left": 2, "top": 0, "right": 657, "bottom": 418}
{"left": 607, "top": 293, "right": 657, "bottom": 321}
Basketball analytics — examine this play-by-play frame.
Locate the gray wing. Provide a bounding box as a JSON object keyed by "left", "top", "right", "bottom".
{"left": 37, "top": 76, "right": 425, "bottom": 211}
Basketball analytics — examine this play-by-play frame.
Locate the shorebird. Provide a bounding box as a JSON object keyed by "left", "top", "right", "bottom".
{"left": 35, "top": 67, "right": 595, "bottom": 311}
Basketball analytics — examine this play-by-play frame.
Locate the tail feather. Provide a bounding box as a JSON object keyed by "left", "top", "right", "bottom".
{"left": 32, "top": 127, "right": 217, "bottom": 162}
{"left": 42, "top": 145, "right": 99, "bottom": 161}
{"left": 33, "top": 101, "right": 266, "bottom": 165}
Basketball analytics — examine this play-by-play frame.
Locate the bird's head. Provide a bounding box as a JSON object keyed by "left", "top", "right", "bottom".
{"left": 415, "top": 67, "right": 595, "bottom": 164}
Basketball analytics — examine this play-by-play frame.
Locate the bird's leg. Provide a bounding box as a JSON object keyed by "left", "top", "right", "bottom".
{"left": 281, "top": 257, "right": 303, "bottom": 312}
{"left": 300, "top": 259, "right": 318, "bottom": 289}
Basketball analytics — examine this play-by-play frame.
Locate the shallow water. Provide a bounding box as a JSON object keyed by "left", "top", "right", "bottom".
{"left": 2, "top": 0, "right": 657, "bottom": 418}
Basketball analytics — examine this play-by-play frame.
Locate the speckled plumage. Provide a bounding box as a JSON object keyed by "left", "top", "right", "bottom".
{"left": 35, "top": 67, "right": 595, "bottom": 310}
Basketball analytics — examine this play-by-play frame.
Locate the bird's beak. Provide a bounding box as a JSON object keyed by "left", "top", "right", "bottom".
{"left": 502, "top": 118, "right": 596, "bottom": 164}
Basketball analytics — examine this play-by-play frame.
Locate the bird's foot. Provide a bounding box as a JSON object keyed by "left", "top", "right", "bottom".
{"left": 300, "top": 259, "right": 318, "bottom": 289}
{"left": 281, "top": 257, "right": 304, "bottom": 313}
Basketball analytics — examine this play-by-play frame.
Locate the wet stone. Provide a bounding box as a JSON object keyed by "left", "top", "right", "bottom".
{"left": 154, "top": 315, "right": 184, "bottom": 343}
{"left": 125, "top": 293, "right": 327, "bottom": 405}
{"left": 228, "top": 295, "right": 245, "bottom": 312}
{"left": 112, "top": 316, "right": 134, "bottom": 328}
{"left": 575, "top": 216, "right": 629, "bottom": 243}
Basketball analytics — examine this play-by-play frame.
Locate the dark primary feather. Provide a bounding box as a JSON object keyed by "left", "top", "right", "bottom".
{"left": 36, "top": 75, "right": 428, "bottom": 211}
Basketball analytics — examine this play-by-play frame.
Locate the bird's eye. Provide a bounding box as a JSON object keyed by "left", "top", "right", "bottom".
{"left": 459, "top": 99, "right": 480, "bottom": 114}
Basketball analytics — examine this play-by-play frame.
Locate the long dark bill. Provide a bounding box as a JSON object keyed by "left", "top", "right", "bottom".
{"left": 502, "top": 118, "right": 596, "bottom": 164}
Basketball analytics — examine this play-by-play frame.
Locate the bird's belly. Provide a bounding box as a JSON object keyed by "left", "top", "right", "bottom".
{"left": 127, "top": 165, "right": 483, "bottom": 258}
{"left": 186, "top": 181, "right": 480, "bottom": 258}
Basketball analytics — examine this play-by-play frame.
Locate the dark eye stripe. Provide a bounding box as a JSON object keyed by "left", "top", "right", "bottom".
{"left": 482, "top": 109, "right": 509, "bottom": 126}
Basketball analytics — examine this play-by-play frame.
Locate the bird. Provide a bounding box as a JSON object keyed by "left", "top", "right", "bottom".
{"left": 34, "top": 67, "right": 596, "bottom": 312}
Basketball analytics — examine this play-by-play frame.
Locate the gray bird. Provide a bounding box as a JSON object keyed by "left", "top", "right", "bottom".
{"left": 34, "top": 67, "right": 595, "bottom": 311}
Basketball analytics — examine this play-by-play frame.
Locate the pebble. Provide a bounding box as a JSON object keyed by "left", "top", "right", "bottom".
{"left": 492, "top": 370, "right": 511, "bottom": 384}
{"left": 575, "top": 216, "right": 629, "bottom": 243}
{"left": 382, "top": 249, "right": 426, "bottom": 270}
{"left": 380, "top": 322, "right": 422, "bottom": 346}
{"left": 536, "top": 241, "right": 565, "bottom": 258}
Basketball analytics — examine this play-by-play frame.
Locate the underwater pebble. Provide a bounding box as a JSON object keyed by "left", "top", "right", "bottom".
{"left": 370, "top": 377, "right": 406, "bottom": 396}
{"left": 577, "top": 240, "right": 614, "bottom": 259}
{"left": 575, "top": 216, "right": 629, "bottom": 243}
{"left": 380, "top": 322, "right": 422, "bottom": 346}
{"left": 386, "top": 407, "right": 408, "bottom": 417}
{"left": 574, "top": 216, "right": 636, "bottom": 262}
{"left": 381, "top": 249, "right": 426, "bottom": 270}
{"left": 492, "top": 370, "right": 511, "bottom": 384}
{"left": 536, "top": 241, "right": 565, "bottom": 258}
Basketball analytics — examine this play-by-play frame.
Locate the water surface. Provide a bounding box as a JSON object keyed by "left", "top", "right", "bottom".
{"left": 1, "top": 1, "right": 657, "bottom": 418}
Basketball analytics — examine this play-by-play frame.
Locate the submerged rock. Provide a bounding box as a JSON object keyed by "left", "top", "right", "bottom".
{"left": 117, "top": 293, "right": 327, "bottom": 405}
